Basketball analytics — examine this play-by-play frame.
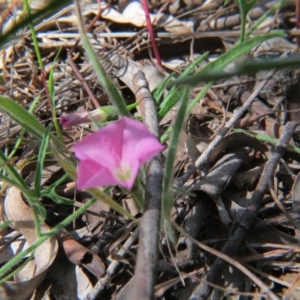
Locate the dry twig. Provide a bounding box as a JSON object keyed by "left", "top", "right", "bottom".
{"left": 179, "top": 68, "right": 277, "bottom": 184}
{"left": 189, "top": 121, "right": 297, "bottom": 299}
{"left": 131, "top": 70, "right": 163, "bottom": 300}
{"left": 85, "top": 227, "right": 139, "bottom": 300}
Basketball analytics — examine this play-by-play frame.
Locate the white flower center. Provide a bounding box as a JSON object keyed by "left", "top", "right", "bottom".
{"left": 114, "top": 164, "right": 131, "bottom": 181}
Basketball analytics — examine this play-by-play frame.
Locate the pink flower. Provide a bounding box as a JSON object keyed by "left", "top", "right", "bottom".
{"left": 73, "top": 116, "right": 164, "bottom": 190}
{"left": 60, "top": 107, "right": 117, "bottom": 128}
{"left": 60, "top": 112, "right": 91, "bottom": 127}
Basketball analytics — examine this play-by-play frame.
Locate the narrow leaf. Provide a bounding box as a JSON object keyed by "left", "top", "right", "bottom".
{"left": 89, "top": 188, "right": 136, "bottom": 220}
{"left": 74, "top": 0, "right": 129, "bottom": 117}
{"left": 246, "top": 0, "right": 287, "bottom": 38}
{"left": 159, "top": 53, "right": 208, "bottom": 119}
{"left": 32, "top": 201, "right": 47, "bottom": 222}
{"left": 0, "top": 150, "right": 29, "bottom": 191}
{"left": 45, "top": 191, "right": 75, "bottom": 205}
{"left": 0, "top": 174, "right": 32, "bottom": 195}
{"left": 0, "top": 96, "right": 61, "bottom": 145}
{"left": 236, "top": 0, "right": 259, "bottom": 17}
{"left": 236, "top": 0, "right": 258, "bottom": 41}
{"left": 41, "top": 173, "right": 69, "bottom": 194}
{"left": 8, "top": 95, "right": 40, "bottom": 159}
{"left": 153, "top": 73, "right": 175, "bottom": 103}
{"left": 170, "top": 31, "right": 283, "bottom": 86}
{"left": 35, "top": 126, "right": 51, "bottom": 195}
{"left": 173, "top": 55, "right": 300, "bottom": 85}
{"left": 162, "top": 87, "right": 190, "bottom": 244}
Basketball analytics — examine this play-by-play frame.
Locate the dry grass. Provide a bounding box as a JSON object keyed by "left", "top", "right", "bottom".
{"left": 1, "top": 1, "right": 300, "bottom": 299}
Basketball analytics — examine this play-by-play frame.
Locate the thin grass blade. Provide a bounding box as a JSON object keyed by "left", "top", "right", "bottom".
{"left": 0, "top": 150, "right": 29, "bottom": 191}
{"left": 170, "top": 31, "right": 283, "bottom": 86}
{"left": 236, "top": 0, "right": 259, "bottom": 42}
{"left": 8, "top": 95, "right": 40, "bottom": 159}
{"left": 74, "top": 0, "right": 129, "bottom": 117}
{"left": 153, "top": 73, "right": 175, "bottom": 103}
{"left": 34, "top": 126, "right": 51, "bottom": 195}
{"left": 0, "top": 96, "right": 61, "bottom": 145}
{"left": 162, "top": 87, "right": 190, "bottom": 244}
{"left": 158, "top": 53, "right": 208, "bottom": 119}
{"left": 0, "top": 174, "right": 32, "bottom": 195}
{"left": 246, "top": 0, "right": 287, "bottom": 37}
{"left": 177, "top": 55, "right": 300, "bottom": 85}
{"left": 45, "top": 191, "right": 75, "bottom": 205}
{"left": 49, "top": 48, "right": 63, "bottom": 139}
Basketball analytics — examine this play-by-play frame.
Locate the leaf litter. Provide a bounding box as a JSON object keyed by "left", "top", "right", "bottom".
{"left": 1, "top": 0, "right": 300, "bottom": 299}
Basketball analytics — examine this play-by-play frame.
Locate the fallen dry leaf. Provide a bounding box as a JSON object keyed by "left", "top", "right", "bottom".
{"left": 0, "top": 187, "right": 58, "bottom": 300}
{"left": 43, "top": 249, "right": 94, "bottom": 299}
{"left": 99, "top": 1, "right": 192, "bottom": 33}
{"left": 58, "top": 233, "right": 105, "bottom": 277}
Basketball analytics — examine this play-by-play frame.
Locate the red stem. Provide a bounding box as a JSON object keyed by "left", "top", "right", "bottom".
{"left": 140, "top": 0, "right": 163, "bottom": 69}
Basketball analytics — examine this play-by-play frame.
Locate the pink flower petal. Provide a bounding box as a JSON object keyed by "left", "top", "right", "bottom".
{"left": 76, "top": 160, "right": 120, "bottom": 189}
{"left": 60, "top": 109, "right": 108, "bottom": 128}
{"left": 73, "top": 117, "right": 164, "bottom": 190}
{"left": 73, "top": 119, "right": 124, "bottom": 169}
{"left": 60, "top": 112, "right": 89, "bottom": 127}
{"left": 121, "top": 117, "right": 164, "bottom": 165}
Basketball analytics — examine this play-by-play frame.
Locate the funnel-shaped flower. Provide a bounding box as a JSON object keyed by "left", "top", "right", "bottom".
{"left": 73, "top": 117, "right": 164, "bottom": 190}
{"left": 60, "top": 106, "right": 117, "bottom": 128}
{"left": 60, "top": 112, "right": 93, "bottom": 127}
